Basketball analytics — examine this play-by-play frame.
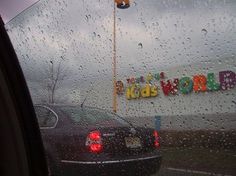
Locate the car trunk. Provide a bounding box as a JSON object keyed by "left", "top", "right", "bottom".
{"left": 99, "top": 126, "right": 156, "bottom": 157}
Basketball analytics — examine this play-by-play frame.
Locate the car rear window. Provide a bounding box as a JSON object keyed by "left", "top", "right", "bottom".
{"left": 61, "top": 106, "right": 129, "bottom": 125}
{"left": 35, "top": 106, "right": 57, "bottom": 128}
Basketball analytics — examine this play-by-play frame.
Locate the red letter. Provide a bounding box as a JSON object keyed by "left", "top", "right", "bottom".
{"left": 161, "top": 79, "right": 179, "bottom": 96}
{"left": 193, "top": 75, "right": 207, "bottom": 92}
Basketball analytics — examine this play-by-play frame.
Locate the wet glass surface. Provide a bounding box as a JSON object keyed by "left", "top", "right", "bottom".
{"left": 4, "top": 0, "right": 236, "bottom": 175}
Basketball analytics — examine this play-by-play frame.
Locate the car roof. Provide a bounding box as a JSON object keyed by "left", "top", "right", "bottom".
{"left": 34, "top": 104, "right": 116, "bottom": 115}
{"left": 34, "top": 104, "right": 132, "bottom": 129}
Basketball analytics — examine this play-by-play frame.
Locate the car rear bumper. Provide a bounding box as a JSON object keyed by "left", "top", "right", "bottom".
{"left": 61, "top": 155, "right": 161, "bottom": 176}
{"left": 61, "top": 154, "right": 162, "bottom": 176}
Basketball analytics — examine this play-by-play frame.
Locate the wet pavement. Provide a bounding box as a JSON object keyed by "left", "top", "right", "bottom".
{"left": 153, "top": 167, "right": 233, "bottom": 176}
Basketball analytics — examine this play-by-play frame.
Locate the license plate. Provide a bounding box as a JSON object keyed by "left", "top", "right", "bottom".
{"left": 125, "top": 137, "right": 141, "bottom": 148}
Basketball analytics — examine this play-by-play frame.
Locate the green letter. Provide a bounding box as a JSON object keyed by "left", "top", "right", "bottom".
{"left": 179, "top": 77, "right": 193, "bottom": 94}
{"left": 207, "top": 73, "right": 220, "bottom": 91}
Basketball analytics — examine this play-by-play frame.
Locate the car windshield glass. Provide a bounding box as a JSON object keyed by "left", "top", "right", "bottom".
{"left": 3, "top": 0, "right": 236, "bottom": 175}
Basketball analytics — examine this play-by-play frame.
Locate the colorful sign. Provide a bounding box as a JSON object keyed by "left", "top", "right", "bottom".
{"left": 116, "top": 70, "right": 236, "bottom": 100}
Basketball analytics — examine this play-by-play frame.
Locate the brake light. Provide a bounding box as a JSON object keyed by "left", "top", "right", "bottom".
{"left": 86, "top": 130, "right": 103, "bottom": 153}
{"left": 153, "top": 130, "right": 160, "bottom": 148}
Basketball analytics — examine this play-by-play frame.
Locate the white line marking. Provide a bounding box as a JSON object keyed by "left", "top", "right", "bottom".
{"left": 167, "top": 167, "right": 232, "bottom": 176}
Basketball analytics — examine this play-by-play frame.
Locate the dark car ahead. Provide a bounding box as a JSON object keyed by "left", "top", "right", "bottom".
{"left": 34, "top": 104, "right": 162, "bottom": 176}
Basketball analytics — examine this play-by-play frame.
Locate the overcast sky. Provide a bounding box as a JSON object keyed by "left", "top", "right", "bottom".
{"left": 3, "top": 0, "right": 236, "bottom": 106}
{"left": 5, "top": 0, "right": 236, "bottom": 77}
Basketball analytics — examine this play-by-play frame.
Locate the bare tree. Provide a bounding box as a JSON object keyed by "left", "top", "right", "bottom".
{"left": 45, "top": 57, "right": 68, "bottom": 104}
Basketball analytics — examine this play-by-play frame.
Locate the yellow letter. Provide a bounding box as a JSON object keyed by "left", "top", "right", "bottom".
{"left": 151, "top": 86, "right": 158, "bottom": 97}
{"left": 131, "top": 84, "right": 140, "bottom": 99}
{"left": 126, "top": 87, "right": 132, "bottom": 100}
{"left": 141, "top": 84, "right": 151, "bottom": 98}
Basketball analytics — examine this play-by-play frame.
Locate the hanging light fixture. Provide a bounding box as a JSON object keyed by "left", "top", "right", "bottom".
{"left": 115, "top": 0, "right": 130, "bottom": 9}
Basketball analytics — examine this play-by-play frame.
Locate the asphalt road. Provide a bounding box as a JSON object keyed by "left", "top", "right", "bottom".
{"left": 61, "top": 167, "right": 233, "bottom": 176}
{"left": 155, "top": 168, "right": 196, "bottom": 176}
{"left": 152, "top": 167, "right": 233, "bottom": 176}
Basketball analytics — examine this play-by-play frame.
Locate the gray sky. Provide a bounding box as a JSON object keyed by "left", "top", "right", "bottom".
{"left": 3, "top": 0, "right": 236, "bottom": 106}
{"left": 5, "top": 0, "right": 236, "bottom": 77}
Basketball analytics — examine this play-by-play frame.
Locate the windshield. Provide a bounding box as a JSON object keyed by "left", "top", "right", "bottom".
{"left": 3, "top": 0, "right": 236, "bottom": 175}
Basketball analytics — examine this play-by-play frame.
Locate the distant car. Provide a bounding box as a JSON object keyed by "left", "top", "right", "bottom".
{"left": 34, "top": 104, "right": 162, "bottom": 176}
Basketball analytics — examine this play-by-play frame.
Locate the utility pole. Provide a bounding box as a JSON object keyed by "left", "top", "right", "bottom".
{"left": 113, "top": 0, "right": 130, "bottom": 113}
{"left": 113, "top": 0, "right": 117, "bottom": 113}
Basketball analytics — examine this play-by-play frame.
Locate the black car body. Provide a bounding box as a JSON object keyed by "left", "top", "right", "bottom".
{"left": 34, "top": 104, "right": 162, "bottom": 176}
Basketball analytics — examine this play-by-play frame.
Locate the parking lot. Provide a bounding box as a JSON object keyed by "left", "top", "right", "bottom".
{"left": 153, "top": 147, "right": 236, "bottom": 176}
{"left": 58, "top": 147, "right": 235, "bottom": 176}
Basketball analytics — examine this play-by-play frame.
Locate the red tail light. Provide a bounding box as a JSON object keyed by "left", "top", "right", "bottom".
{"left": 153, "top": 130, "right": 160, "bottom": 148}
{"left": 86, "top": 130, "right": 103, "bottom": 153}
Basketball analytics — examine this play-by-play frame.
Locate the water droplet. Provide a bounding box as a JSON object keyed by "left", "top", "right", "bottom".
{"left": 138, "top": 43, "right": 143, "bottom": 49}
{"left": 201, "top": 28, "right": 208, "bottom": 36}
